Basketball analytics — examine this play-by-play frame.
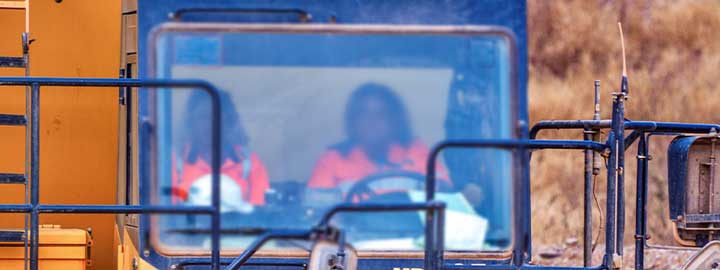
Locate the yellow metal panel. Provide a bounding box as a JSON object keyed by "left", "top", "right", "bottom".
{"left": 121, "top": 227, "right": 157, "bottom": 270}
{"left": 0, "top": 260, "right": 86, "bottom": 270}
{"left": 0, "top": 246, "right": 87, "bottom": 259}
{"left": 0, "top": 1, "right": 120, "bottom": 270}
{"left": 0, "top": 1, "right": 25, "bottom": 9}
{"left": 0, "top": 227, "right": 90, "bottom": 269}
{"left": 0, "top": 227, "right": 90, "bottom": 245}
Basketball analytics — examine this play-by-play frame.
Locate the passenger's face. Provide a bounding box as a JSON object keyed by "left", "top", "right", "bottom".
{"left": 355, "top": 97, "right": 393, "bottom": 147}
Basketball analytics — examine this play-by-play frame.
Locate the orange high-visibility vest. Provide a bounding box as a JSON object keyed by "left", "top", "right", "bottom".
{"left": 308, "top": 140, "right": 448, "bottom": 189}
{"left": 172, "top": 146, "right": 269, "bottom": 205}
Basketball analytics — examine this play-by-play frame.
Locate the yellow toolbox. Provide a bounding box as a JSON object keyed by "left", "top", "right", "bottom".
{"left": 0, "top": 224, "right": 92, "bottom": 270}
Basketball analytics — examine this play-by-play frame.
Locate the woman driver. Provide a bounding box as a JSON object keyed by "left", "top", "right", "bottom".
{"left": 172, "top": 90, "right": 269, "bottom": 210}
{"left": 308, "top": 83, "right": 447, "bottom": 193}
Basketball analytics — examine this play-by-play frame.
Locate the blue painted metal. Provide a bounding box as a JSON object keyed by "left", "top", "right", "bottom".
{"left": 222, "top": 201, "right": 447, "bottom": 270}
{"left": 30, "top": 82, "right": 39, "bottom": 270}
{"left": 0, "top": 114, "right": 26, "bottom": 126}
{"left": 0, "top": 231, "right": 24, "bottom": 242}
{"left": 16, "top": 1, "right": 720, "bottom": 270}
{"left": 0, "top": 56, "right": 26, "bottom": 68}
{"left": 425, "top": 139, "right": 608, "bottom": 268}
{"left": 136, "top": 1, "right": 528, "bottom": 269}
{"left": 224, "top": 229, "right": 313, "bottom": 270}
{"left": 667, "top": 136, "right": 697, "bottom": 221}
{"left": 529, "top": 118, "right": 720, "bottom": 268}
{"left": 613, "top": 91, "right": 628, "bottom": 258}
{"left": 37, "top": 205, "right": 216, "bottom": 214}
{"left": 530, "top": 119, "right": 720, "bottom": 139}
{"left": 0, "top": 77, "right": 224, "bottom": 270}
{"left": 0, "top": 204, "right": 32, "bottom": 213}
{"left": 0, "top": 173, "right": 26, "bottom": 184}
{"left": 582, "top": 130, "right": 593, "bottom": 267}
{"left": 177, "top": 258, "right": 308, "bottom": 270}
{"left": 634, "top": 135, "right": 648, "bottom": 270}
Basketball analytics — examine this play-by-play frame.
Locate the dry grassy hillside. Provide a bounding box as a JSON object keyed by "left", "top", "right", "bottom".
{"left": 528, "top": 0, "right": 720, "bottom": 256}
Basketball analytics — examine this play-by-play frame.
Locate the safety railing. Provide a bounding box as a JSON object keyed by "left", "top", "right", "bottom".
{"left": 531, "top": 119, "right": 720, "bottom": 270}
{"left": 0, "top": 77, "right": 224, "bottom": 270}
{"left": 7, "top": 77, "right": 719, "bottom": 270}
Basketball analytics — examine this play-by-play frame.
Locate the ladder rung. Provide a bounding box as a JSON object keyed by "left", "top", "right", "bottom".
{"left": 0, "top": 1, "right": 26, "bottom": 10}
{"left": 0, "top": 173, "right": 26, "bottom": 184}
{"left": 0, "top": 231, "right": 24, "bottom": 242}
{"left": 0, "top": 114, "right": 26, "bottom": 126}
{"left": 0, "top": 56, "right": 26, "bottom": 68}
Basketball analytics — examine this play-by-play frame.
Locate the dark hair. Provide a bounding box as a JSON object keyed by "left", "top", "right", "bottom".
{"left": 183, "top": 90, "right": 249, "bottom": 163}
{"left": 335, "top": 83, "right": 413, "bottom": 155}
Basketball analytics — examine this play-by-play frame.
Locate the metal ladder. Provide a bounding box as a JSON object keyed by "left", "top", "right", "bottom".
{"left": 0, "top": 5, "right": 227, "bottom": 270}
{"left": 0, "top": 0, "right": 33, "bottom": 269}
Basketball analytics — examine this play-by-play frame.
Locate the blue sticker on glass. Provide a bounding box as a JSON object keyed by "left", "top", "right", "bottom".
{"left": 174, "top": 35, "right": 221, "bottom": 65}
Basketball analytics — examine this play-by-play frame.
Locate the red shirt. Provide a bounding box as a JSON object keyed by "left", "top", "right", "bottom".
{"left": 308, "top": 140, "right": 448, "bottom": 189}
{"left": 172, "top": 146, "right": 269, "bottom": 205}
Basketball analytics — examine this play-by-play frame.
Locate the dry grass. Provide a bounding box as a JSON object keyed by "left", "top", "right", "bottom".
{"left": 528, "top": 0, "right": 720, "bottom": 256}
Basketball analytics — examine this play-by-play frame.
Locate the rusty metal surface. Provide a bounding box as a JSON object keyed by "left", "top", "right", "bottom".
{"left": 685, "top": 139, "right": 720, "bottom": 217}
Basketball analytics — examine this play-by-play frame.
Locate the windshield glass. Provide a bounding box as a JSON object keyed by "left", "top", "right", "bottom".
{"left": 149, "top": 24, "right": 515, "bottom": 253}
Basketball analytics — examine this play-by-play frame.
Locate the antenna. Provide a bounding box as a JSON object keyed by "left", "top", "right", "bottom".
{"left": 618, "top": 22, "right": 628, "bottom": 94}
{"left": 618, "top": 23, "right": 627, "bottom": 76}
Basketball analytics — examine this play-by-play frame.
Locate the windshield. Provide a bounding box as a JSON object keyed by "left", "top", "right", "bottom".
{"left": 149, "top": 24, "right": 515, "bottom": 253}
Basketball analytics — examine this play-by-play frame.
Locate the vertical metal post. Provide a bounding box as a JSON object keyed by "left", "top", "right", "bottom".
{"left": 209, "top": 89, "right": 221, "bottom": 270}
{"left": 22, "top": 32, "right": 31, "bottom": 270}
{"left": 615, "top": 77, "right": 628, "bottom": 257}
{"left": 29, "top": 83, "right": 39, "bottom": 270}
{"left": 634, "top": 134, "right": 647, "bottom": 270}
{"left": 582, "top": 129, "right": 593, "bottom": 266}
{"left": 604, "top": 129, "right": 617, "bottom": 267}
{"left": 592, "top": 81, "right": 602, "bottom": 176}
{"left": 424, "top": 154, "right": 442, "bottom": 270}
{"left": 605, "top": 77, "right": 628, "bottom": 269}
{"left": 584, "top": 79, "right": 601, "bottom": 267}
{"left": 423, "top": 202, "right": 445, "bottom": 270}
{"left": 524, "top": 149, "right": 532, "bottom": 262}
{"left": 435, "top": 205, "right": 445, "bottom": 270}
{"left": 515, "top": 146, "right": 531, "bottom": 266}
{"left": 424, "top": 207, "right": 436, "bottom": 270}
{"left": 615, "top": 122, "right": 625, "bottom": 258}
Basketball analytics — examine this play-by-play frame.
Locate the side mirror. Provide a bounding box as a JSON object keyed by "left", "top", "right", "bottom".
{"left": 309, "top": 240, "right": 358, "bottom": 270}
{"left": 668, "top": 136, "right": 720, "bottom": 246}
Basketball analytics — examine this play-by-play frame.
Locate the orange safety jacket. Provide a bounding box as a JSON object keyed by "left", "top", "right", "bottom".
{"left": 308, "top": 139, "right": 449, "bottom": 189}
{"left": 172, "top": 145, "right": 270, "bottom": 205}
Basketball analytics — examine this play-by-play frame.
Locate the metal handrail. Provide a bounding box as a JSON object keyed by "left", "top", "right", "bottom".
{"left": 0, "top": 77, "right": 224, "bottom": 270}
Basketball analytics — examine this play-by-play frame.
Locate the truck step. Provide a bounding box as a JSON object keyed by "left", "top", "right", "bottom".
{"left": 0, "top": 114, "right": 26, "bottom": 126}
{"left": 0, "top": 231, "right": 24, "bottom": 242}
{"left": 0, "top": 56, "right": 26, "bottom": 68}
{"left": 0, "top": 173, "right": 26, "bottom": 184}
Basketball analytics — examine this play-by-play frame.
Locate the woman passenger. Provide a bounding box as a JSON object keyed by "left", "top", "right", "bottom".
{"left": 172, "top": 90, "right": 269, "bottom": 211}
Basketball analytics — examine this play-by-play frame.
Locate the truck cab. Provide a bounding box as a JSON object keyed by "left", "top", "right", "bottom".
{"left": 117, "top": 1, "right": 527, "bottom": 269}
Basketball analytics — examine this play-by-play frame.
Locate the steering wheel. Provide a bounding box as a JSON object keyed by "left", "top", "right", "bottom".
{"left": 344, "top": 171, "right": 447, "bottom": 203}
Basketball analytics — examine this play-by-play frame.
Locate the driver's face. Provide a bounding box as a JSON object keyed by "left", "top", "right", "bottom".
{"left": 355, "top": 97, "right": 394, "bottom": 148}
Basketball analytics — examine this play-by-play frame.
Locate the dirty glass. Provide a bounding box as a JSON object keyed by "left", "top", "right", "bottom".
{"left": 150, "top": 26, "right": 514, "bottom": 253}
